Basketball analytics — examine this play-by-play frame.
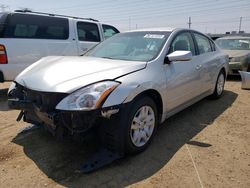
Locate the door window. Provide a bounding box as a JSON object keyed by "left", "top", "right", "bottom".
{"left": 102, "top": 24, "right": 119, "bottom": 39}
{"left": 77, "top": 22, "right": 100, "bottom": 42}
{"left": 194, "top": 33, "right": 212, "bottom": 54}
{"left": 169, "top": 32, "right": 195, "bottom": 55}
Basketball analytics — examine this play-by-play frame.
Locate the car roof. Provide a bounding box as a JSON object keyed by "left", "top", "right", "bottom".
{"left": 217, "top": 36, "right": 250, "bottom": 40}
{"left": 9, "top": 10, "right": 99, "bottom": 23}
{"left": 125, "top": 27, "right": 206, "bottom": 34}
{"left": 127, "top": 27, "right": 176, "bottom": 32}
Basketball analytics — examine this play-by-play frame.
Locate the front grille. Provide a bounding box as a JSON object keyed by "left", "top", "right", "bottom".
{"left": 9, "top": 83, "right": 100, "bottom": 133}
{"left": 10, "top": 83, "right": 67, "bottom": 112}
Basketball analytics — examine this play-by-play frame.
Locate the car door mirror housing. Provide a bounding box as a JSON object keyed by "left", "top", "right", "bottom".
{"left": 165, "top": 50, "right": 192, "bottom": 63}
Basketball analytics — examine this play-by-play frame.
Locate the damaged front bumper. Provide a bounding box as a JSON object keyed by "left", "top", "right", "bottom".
{"left": 8, "top": 83, "right": 120, "bottom": 136}
{"left": 8, "top": 82, "right": 127, "bottom": 173}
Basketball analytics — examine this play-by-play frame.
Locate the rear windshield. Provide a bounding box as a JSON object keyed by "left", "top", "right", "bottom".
{"left": 2, "top": 13, "right": 69, "bottom": 40}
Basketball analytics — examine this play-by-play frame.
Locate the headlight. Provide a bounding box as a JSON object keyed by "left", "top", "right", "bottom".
{"left": 231, "top": 56, "right": 245, "bottom": 62}
{"left": 56, "top": 81, "right": 120, "bottom": 111}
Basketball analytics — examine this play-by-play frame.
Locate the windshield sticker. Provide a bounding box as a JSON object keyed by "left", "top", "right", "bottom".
{"left": 144, "top": 34, "right": 165, "bottom": 39}
{"left": 239, "top": 40, "right": 249, "bottom": 44}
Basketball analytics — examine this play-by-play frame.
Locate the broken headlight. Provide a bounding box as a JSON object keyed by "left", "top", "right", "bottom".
{"left": 56, "top": 81, "right": 120, "bottom": 111}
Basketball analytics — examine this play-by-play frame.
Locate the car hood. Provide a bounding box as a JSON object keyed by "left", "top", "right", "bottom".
{"left": 222, "top": 50, "right": 250, "bottom": 58}
{"left": 15, "top": 56, "right": 146, "bottom": 93}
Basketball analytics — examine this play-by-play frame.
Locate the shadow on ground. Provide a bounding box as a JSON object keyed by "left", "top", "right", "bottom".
{"left": 12, "top": 90, "right": 237, "bottom": 187}
{"left": 227, "top": 75, "right": 242, "bottom": 82}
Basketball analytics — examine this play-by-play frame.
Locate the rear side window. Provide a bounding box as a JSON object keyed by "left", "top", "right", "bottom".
{"left": 194, "top": 33, "right": 212, "bottom": 54}
{"left": 0, "top": 13, "right": 8, "bottom": 37}
{"left": 4, "top": 14, "right": 69, "bottom": 40}
{"left": 102, "top": 24, "right": 119, "bottom": 39}
{"left": 77, "top": 22, "right": 100, "bottom": 42}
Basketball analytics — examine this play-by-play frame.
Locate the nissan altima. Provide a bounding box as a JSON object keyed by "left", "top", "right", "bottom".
{"left": 8, "top": 28, "right": 229, "bottom": 171}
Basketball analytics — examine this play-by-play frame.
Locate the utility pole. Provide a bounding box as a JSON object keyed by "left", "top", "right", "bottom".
{"left": 0, "top": 4, "right": 8, "bottom": 12}
{"left": 129, "top": 17, "right": 131, "bottom": 31}
{"left": 188, "top": 16, "right": 192, "bottom": 29}
{"left": 239, "top": 16, "right": 242, "bottom": 33}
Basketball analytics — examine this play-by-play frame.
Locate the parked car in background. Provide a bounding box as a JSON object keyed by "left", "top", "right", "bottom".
{"left": 0, "top": 10, "right": 119, "bottom": 82}
{"left": 215, "top": 36, "right": 250, "bottom": 75}
{"left": 8, "top": 28, "right": 228, "bottom": 172}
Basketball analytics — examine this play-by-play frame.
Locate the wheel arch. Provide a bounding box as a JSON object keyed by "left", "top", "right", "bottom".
{"left": 220, "top": 67, "right": 226, "bottom": 77}
{"left": 131, "top": 89, "right": 163, "bottom": 122}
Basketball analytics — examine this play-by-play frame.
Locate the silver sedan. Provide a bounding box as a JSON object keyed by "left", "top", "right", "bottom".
{"left": 8, "top": 28, "right": 228, "bottom": 171}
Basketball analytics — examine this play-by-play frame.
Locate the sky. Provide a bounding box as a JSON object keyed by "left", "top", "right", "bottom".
{"left": 1, "top": 0, "right": 250, "bottom": 34}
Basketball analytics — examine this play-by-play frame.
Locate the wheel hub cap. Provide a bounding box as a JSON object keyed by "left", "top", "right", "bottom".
{"left": 130, "top": 106, "right": 155, "bottom": 147}
{"left": 217, "top": 74, "right": 225, "bottom": 95}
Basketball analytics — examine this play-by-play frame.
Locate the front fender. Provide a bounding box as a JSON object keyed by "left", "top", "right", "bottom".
{"left": 102, "top": 82, "right": 139, "bottom": 108}
{"left": 102, "top": 81, "right": 163, "bottom": 108}
{"left": 102, "top": 61, "right": 166, "bottom": 109}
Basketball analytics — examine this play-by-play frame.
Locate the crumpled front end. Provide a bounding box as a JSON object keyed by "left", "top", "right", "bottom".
{"left": 8, "top": 82, "right": 102, "bottom": 136}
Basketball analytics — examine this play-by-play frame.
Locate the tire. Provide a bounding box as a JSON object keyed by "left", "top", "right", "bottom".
{"left": 210, "top": 70, "right": 225, "bottom": 99}
{"left": 123, "top": 97, "right": 158, "bottom": 154}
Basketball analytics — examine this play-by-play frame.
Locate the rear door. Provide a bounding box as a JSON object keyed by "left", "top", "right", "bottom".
{"left": 164, "top": 31, "right": 200, "bottom": 112}
{"left": 192, "top": 32, "right": 219, "bottom": 92}
{"left": 0, "top": 13, "right": 78, "bottom": 80}
{"left": 75, "top": 21, "right": 102, "bottom": 55}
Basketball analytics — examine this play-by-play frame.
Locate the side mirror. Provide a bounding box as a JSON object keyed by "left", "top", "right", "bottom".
{"left": 165, "top": 50, "right": 192, "bottom": 64}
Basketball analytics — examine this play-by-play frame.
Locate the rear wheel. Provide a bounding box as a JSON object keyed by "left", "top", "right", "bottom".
{"left": 210, "top": 70, "right": 225, "bottom": 99}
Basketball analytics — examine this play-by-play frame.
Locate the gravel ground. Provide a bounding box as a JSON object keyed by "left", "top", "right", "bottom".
{"left": 0, "top": 78, "right": 249, "bottom": 188}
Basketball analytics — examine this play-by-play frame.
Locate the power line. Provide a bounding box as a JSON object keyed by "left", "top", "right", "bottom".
{"left": 43, "top": 0, "right": 248, "bottom": 18}
{"left": 101, "top": 4, "right": 249, "bottom": 23}
{"left": 40, "top": 0, "right": 247, "bottom": 13}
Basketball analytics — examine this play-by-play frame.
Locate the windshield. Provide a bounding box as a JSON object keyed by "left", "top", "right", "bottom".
{"left": 215, "top": 38, "right": 250, "bottom": 50}
{"left": 86, "top": 31, "right": 170, "bottom": 61}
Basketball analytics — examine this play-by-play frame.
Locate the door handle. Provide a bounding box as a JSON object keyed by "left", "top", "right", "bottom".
{"left": 196, "top": 64, "right": 202, "bottom": 70}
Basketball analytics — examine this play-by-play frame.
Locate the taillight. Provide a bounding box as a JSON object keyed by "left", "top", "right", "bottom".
{"left": 0, "top": 44, "right": 8, "bottom": 64}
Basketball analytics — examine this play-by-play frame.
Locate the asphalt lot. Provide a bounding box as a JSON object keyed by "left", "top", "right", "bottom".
{"left": 0, "top": 78, "right": 249, "bottom": 188}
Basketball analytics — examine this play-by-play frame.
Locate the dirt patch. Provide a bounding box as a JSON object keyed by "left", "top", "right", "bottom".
{"left": 0, "top": 79, "right": 249, "bottom": 187}
{"left": 0, "top": 146, "right": 16, "bottom": 162}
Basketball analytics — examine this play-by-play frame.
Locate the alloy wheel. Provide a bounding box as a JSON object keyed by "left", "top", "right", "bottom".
{"left": 217, "top": 73, "right": 225, "bottom": 95}
{"left": 130, "top": 105, "right": 155, "bottom": 147}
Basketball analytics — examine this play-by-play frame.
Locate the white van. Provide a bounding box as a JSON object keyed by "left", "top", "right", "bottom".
{"left": 0, "top": 10, "right": 119, "bottom": 82}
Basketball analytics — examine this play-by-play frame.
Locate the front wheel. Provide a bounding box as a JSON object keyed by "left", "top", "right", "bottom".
{"left": 124, "top": 97, "right": 158, "bottom": 154}
{"left": 210, "top": 70, "right": 225, "bottom": 99}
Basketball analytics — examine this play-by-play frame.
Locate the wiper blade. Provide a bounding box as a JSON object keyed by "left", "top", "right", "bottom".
{"left": 101, "top": 56, "right": 114, "bottom": 59}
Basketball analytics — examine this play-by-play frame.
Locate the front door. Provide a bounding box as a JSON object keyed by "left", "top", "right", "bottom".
{"left": 163, "top": 31, "right": 200, "bottom": 112}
